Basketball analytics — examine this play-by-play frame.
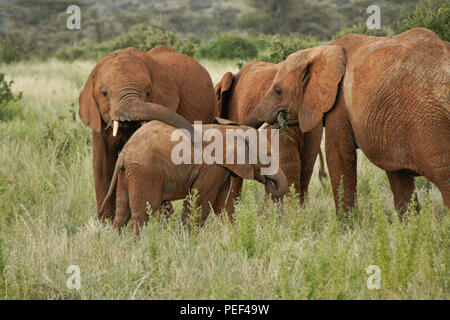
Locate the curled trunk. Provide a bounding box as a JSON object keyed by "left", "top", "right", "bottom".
{"left": 243, "top": 112, "right": 265, "bottom": 128}
{"left": 111, "top": 98, "right": 198, "bottom": 142}
{"left": 264, "top": 170, "right": 288, "bottom": 198}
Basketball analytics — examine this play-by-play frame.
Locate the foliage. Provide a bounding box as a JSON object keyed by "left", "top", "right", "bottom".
{"left": 333, "top": 24, "right": 388, "bottom": 41}
{"left": 116, "top": 24, "right": 199, "bottom": 57}
{"left": 238, "top": 0, "right": 343, "bottom": 40}
{"left": 398, "top": 0, "right": 450, "bottom": 41}
{"left": 42, "top": 102, "right": 91, "bottom": 160}
{"left": 56, "top": 25, "right": 199, "bottom": 61}
{"left": 2, "top": 0, "right": 445, "bottom": 63}
{"left": 257, "top": 34, "right": 319, "bottom": 63}
{"left": 0, "top": 73, "right": 22, "bottom": 120}
{"left": 197, "top": 33, "right": 258, "bottom": 60}
{"left": 0, "top": 31, "right": 32, "bottom": 63}
{"left": 0, "top": 0, "right": 91, "bottom": 62}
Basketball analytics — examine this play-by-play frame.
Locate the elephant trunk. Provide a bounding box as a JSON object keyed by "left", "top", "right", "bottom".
{"left": 264, "top": 170, "right": 288, "bottom": 199}
{"left": 110, "top": 98, "right": 197, "bottom": 141}
{"left": 243, "top": 111, "right": 265, "bottom": 128}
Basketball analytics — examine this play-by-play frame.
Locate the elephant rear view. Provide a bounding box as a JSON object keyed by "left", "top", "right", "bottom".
{"left": 78, "top": 46, "right": 217, "bottom": 221}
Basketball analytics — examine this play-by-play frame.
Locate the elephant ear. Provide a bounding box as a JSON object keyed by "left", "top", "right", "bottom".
{"left": 219, "top": 133, "right": 254, "bottom": 180}
{"left": 297, "top": 45, "right": 346, "bottom": 132}
{"left": 79, "top": 53, "right": 115, "bottom": 133}
{"left": 214, "top": 72, "right": 234, "bottom": 118}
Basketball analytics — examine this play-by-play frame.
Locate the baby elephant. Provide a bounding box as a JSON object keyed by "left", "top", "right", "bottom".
{"left": 100, "top": 120, "right": 288, "bottom": 234}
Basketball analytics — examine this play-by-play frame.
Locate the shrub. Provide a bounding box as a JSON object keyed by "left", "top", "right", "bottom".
{"left": 197, "top": 33, "right": 258, "bottom": 60}
{"left": 115, "top": 24, "right": 199, "bottom": 57}
{"left": 42, "top": 102, "right": 91, "bottom": 161}
{"left": 56, "top": 41, "right": 117, "bottom": 62}
{"left": 56, "top": 25, "right": 199, "bottom": 61}
{"left": 56, "top": 24, "right": 199, "bottom": 61}
{"left": 333, "top": 24, "right": 388, "bottom": 41}
{"left": 257, "top": 34, "right": 319, "bottom": 64}
{"left": 143, "top": 26, "right": 199, "bottom": 57}
{"left": 398, "top": 1, "right": 449, "bottom": 41}
{"left": 0, "top": 73, "right": 22, "bottom": 120}
{"left": 0, "top": 31, "right": 31, "bottom": 63}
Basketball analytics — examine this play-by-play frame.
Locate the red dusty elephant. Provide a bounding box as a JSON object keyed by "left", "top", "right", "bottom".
{"left": 79, "top": 46, "right": 217, "bottom": 220}
{"left": 215, "top": 61, "right": 325, "bottom": 205}
{"left": 243, "top": 29, "right": 450, "bottom": 214}
{"left": 100, "top": 120, "right": 288, "bottom": 234}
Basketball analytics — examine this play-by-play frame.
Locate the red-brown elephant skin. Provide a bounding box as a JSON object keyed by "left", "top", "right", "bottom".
{"left": 100, "top": 120, "right": 288, "bottom": 234}
{"left": 243, "top": 28, "right": 450, "bottom": 214}
{"left": 215, "top": 61, "right": 325, "bottom": 205}
{"left": 79, "top": 46, "right": 217, "bottom": 221}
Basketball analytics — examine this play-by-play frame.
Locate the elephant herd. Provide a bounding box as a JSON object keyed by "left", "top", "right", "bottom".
{"left": 79, "top": 28, "right": 449, "bottom": 233}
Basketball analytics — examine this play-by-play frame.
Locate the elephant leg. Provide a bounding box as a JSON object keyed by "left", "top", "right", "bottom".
{"left": 428, "top": 166, "right": 450, "bottom": 209}
{"left": 93, "top": 132, "right": 117, "bottom": 222}
{"left": 212, "top": 177, "right": 242, "bottom": 222}
{"left": 325, "top": 106, "right": 357, "bottom": 213}
{"left": 386, "top": 170, "right": 418, "bottom": 216}
{"left": 438, "top": 183, "right": 450, "bottom": 209}
{"left": 278, "top": 129, "right": 302, "bottom": 203}
{"left": 182, "top": 176, "right": 221, "bottom": 227}
{"left": 300, "top": 123, "right": 323, "bottom": 203}
{"left": 112, "top": 170, "right": 131, "bottom": 232}
{"left": 126, "top": 164, "right": 164, "bottom": 235}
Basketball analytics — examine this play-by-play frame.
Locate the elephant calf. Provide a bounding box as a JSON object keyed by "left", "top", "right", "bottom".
{"left": 100, "top": 120, "right": 288, "bottom": 234}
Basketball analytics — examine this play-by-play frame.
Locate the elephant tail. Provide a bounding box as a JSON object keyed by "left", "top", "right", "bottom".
{"left": 318, "top": 148, "right": 328, "bottom": 183}
{"left": 99, "top": 151, "right": 126, "bottom": 216}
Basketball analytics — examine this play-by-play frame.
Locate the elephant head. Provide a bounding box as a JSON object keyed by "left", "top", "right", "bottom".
{"left": 212, "top": 124, "right": 288, "bottom": 198}
{"left": 79, "top": 47, "right": 195, "bottom": 138}
{"left": 244, "top": 45, "right": 346, "bottom": 133}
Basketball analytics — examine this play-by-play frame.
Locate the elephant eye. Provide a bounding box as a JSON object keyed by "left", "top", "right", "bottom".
{"left": 274, "top": 87, "right": 282, "bottom": 96}
{"left": 101, "top": 90, "right": 108, "bottom": 97}
{"left": 146, "top": 92, "right": 151, "bottom": 98}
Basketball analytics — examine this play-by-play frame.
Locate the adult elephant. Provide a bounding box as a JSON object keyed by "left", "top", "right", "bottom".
{"left": 215, "top": 61, "right": 325, "bottom": 204}
{"left": 243, "top": 28, "right": 450, "bottom": 214}
{"left": 79, "top": 46, "right": 217, "bottom": 220}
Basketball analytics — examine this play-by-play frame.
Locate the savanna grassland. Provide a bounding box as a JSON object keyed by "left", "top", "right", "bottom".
{"left": 0, "top": 59, "right": 448, "bottom": 299}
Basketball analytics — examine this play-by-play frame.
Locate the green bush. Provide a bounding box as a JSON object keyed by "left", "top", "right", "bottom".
{"left": 42, "top": 102, "right": 91, "bottom": 161}
{"left": 56, "top": 40, "right": 118, "bottom": 62}
{"left": 143, "top": 26, "right": 199, "bottom": 57}
{"left": 0, "top": 31, "right": 32, "bottom": 63}
{"left": 56, "top": 25, "right": 199, "bottom": 61}
{"left": 398, "top": 1, "right": 449, "bottom": 41}
{"left": 197, "top": 33, "right": 258, "bottom": 60}
{"left": 257, "top": 34, "right": 320, "bottom": 64}
{"left": 0, "top": 73, "right": 22, "bottom": 120}
{"left": 333, "top": 24, "right": 388, "bottom": 41}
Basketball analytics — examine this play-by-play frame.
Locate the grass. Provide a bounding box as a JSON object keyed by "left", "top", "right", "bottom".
{"left": 0, "top": 59, "right": 448, "bottom": 299}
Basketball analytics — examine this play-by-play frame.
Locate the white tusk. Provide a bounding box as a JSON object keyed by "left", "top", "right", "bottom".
{"left": 113, "top": 121, "right": 119, "bottom": 137}
{"left": 258, "top": 122, "right": 269, "bottom": 131}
